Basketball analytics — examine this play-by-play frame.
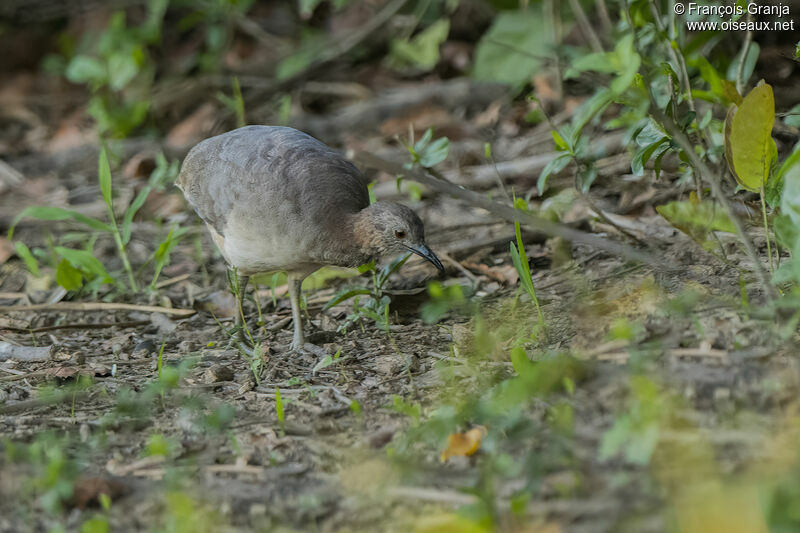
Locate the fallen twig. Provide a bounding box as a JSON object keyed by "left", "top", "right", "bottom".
{"left": 0, "top": 320, "right": 148, "bottom": 333}
{"left": 0, "top": 302, "right": 196, "bottom": 317}
{"left": 353, "top": 151, "right": 675, "bottom": 271}
{"left": 0, "top": 341, "right": 53, "bottom": 362}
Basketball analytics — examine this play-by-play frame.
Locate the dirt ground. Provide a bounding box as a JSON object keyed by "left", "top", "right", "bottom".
{"left": 1, "top": 2, "right": 800, "bottom": 532}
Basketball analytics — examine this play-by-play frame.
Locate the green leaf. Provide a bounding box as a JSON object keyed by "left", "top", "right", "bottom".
{"left": 324, "top": 287, "right": 372, "bottom": 310}
{"left": 389, "top": 19, "right": 449, "bottom": 71}
{"left": 785, "top": 104, "right": 800, "bottom": 128}
{"left": 56, "top": 259, "right": 84, "bottom": 291}
{"left": 122, "top": 186, "right": 151, "bottom": 245}
{"left": 781, "top": 153, "right": 800, "bottom": 227}
{"left": 14, "top": 242, "right": 40, "bottom": 276}
{"left": 98, "top": 147, "right": 113, "bottom": 208}
{"left": 724, "top": 81, "right": 775, "bottom": 192}
{"left": 472, "top": 8, "right": 555, "bottom": 87}
{"left": 536, "top": 153, "right": 571, "bottom": 196}
{"left": 81, "top": 517, "right": 110, "bottom": 533}
{"left": 65, "top": 55, "right": 106, "bottom": 86}
{"left": 656, "top": 199, "right": 736, "bottom": 248}
{"left": 54, "top": 246, "right": 109, "bottom": 280}
{"left": 8, "top": 206, "right": 111, "bottom": 239}
{"left": 107, "top": 53, "right": 139, "bottom": 91}
{"left": 419, "top": 137, "right": 450, "bottom": 168}
{"left": 510, "top": 346, "right": 535, "bottom": 376}
{"left": 727, "top": 42, "right": 760, "bottom": 84}
{"left": 552, "top": 130, "right": 569, "bottom": 152}
{"left": 632, "top": 138, "right": 668, "bottom": 176}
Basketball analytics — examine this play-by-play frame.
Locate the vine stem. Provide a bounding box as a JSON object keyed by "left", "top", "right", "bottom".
{"left": 760, "top": 184, "right": 774, "bottom": 273}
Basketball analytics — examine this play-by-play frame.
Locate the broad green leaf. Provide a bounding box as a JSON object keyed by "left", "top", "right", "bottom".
{"left": 8, "top": 206, "right": 111, "bottom": 239}
{"left": 107, "top": 52, "right": 139, "bottom": 91}
{"left": 571, "top": 89, "right": 614, "bottom": 142}
{"left": 632, "top": 138, "right": 668, "bottom": 176}
{"left": 56, "top": 259, "right": 83, "bottom": 291}
{"left": 412, "top": 128, "right": 433, "bottom": 155}
{"left": 725, "top": 81, "right": 775, "bottom": 192}
{"left": 635, "top": 120, "right": 667, "bottom": 147}
{"left": 98, "top": 147, "right": 113, "bottom": 208}
{"left": 54, "top": 246, "right": 110, "bottom": 280}
{"left": 510, "top": 346, "right": 535, "bottom": 376}
{"left": 419, "top": 137, "right": 449, "bottom": 168}
{"left": 65, "top": 55, "right": 106, "bottom": 86}
{"left": 472, "top": 8, "right": 556, "bottom": 87}
{"left": 656, "top": 199, "right": 736, "bottom": 249}
{"left": 389, "top": 19, "right": 449, "bottom": 71}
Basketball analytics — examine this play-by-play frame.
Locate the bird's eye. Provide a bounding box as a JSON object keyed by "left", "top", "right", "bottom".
{"left": 394, "top": 230, "right": 406, "bottom": 239}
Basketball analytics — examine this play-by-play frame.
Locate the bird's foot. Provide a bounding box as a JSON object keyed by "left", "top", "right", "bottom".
{"left": 289, "top": 340, "right": 327, "bottom": 357}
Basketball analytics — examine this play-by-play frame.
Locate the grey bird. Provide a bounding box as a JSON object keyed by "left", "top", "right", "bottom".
{"left": 176, "top": 125, "right": 444, "bottom": 350}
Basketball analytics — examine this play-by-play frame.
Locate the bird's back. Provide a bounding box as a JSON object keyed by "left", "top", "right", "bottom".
{"left": 177, "top": 126, "right": 371, "bottom": 274}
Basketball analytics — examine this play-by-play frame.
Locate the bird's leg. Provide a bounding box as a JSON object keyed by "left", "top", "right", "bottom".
{"left": 287, "top": 274, "right": 305, "bottom": 351}
{"left": 233, "top": 271, "right": 251, "bottom": 345}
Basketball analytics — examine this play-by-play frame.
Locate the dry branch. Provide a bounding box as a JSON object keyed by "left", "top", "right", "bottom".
{"left": 0, "top": 302, "right": 196, "bottom": 317}
{"left": 353, "top": 151, "right": 675, "bottom": 270}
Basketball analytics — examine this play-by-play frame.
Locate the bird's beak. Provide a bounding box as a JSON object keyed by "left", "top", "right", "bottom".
{"left": 406, "top": 243, "right": 445, "bottom": 273}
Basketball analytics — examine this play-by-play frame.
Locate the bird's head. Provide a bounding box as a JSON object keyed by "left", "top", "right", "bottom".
{"left": 358, "top": 202, "right": 444, "bottom": 272}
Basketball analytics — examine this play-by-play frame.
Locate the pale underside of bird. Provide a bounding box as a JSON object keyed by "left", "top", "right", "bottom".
{"left": 177, "top": 125, "right": 443, "bottom": 351}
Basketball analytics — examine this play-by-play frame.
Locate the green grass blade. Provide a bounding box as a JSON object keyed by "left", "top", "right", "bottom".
{"left": 122, "top": 185, "right": 152, "bottom": 245}
{"left": 98, "top": 147, "right": 113, "bottom": 208}
{"left": 9, "top": 206, "right": 111, "bottom": 239}
{"left": 14, "top": 242, "right": 40, "bottom": 276}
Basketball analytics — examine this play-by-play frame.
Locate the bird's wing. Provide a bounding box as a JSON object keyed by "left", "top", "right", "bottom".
{"left": 176, "top": 126, "right": 370, "bottom": 237}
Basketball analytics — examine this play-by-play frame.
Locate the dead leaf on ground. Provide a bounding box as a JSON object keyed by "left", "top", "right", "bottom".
{"left": 462, "top": 261, "right": 518, "bottom": 285}
{"left": 379, "top": 104, "right": 457, "bottom": 138}
{"left": 70, "top": 476, "right": 130, "bottom": 509}
{"left": 195, "top": 290, "right": 237, "bottom": 318}
{"left": 166, "top": 102, "right": 218, "bottom": 150}
{"left": 0, "top": 237, "right": 14, "bottom": 264}
{"left": 122, "top": 151, "right": 158, "bottom": 180}
{"left": 440, "top": 425, "right": 487, "bottom": 462}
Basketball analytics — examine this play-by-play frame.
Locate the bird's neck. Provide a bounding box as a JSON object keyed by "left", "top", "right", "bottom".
{"left": 314, "top": 209, "right": 377, "bottom": 267}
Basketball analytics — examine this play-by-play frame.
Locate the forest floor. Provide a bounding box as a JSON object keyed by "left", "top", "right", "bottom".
{"left": 1, "top": 3, "right": 799, "bottom": 533}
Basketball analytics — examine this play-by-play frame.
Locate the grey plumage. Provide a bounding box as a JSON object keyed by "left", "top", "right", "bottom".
{"left": 177, "top": 125, "right": 443, "bottom": 350}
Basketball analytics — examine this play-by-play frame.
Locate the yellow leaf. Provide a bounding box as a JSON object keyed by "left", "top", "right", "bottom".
{"left": 440, "top": 426, "right": 487, "bottom": 462}
{"left": 725, "top": 80, "right": 775, "bottom": 192}
{"left": 414, "top": 513, "right": 490, "bottom": 533}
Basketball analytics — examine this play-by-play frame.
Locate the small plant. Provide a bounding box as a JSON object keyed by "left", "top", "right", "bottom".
{"left": 56, "top": 1, "right": 169, "bottom": 138}
{"left": 509, "top": 198, "right": 545, "bottom": 332}
{"left": 324, "top": 253, "right": 412, "bottom": 333}
{"left": 275, "top": 387, "right": 285, "bottom": 436}
{"left": 10, "top": 149, "right": 180, "bottom": 294}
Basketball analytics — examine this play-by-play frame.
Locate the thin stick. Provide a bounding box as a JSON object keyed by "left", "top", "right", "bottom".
{"left": 0, "top": 302, "right": 196, "bottom": 317}
{"left": 567, "top": 0, "right": 604, "bottom": 53}
{"left": 0, "top": 320, "right": 148, "bottom": 333}
{"left": 353, "top": 152, "right": 675, "bottom": 271}
{"left": 760, "top": 184, "right": 774, "bottom": 272}
{"left": 648, "top": 0, "right": 695, "bottom": 113}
